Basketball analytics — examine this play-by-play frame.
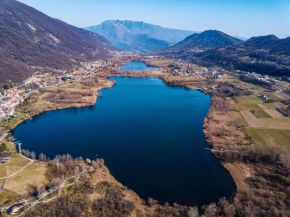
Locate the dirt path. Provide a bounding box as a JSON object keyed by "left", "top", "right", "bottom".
{"left": 0, "top": 155, "right": 33, "bottom": 180}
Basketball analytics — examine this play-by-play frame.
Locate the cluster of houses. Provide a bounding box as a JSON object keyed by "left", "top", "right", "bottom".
{"left": 258, "top": 93, "right": 271, "bottom": 102}
{"left": 169, "top": 61, "right": 209, "bottom": 77}
{"left": 0, "top": 88, "right": 26, "bottom": 122}
{"left": 110, "top": 51, "right": 138, "bottom": 60}
{"left": 199, "top": 84, "right": 219, "bottom": 94}
{"left": 0, "top": 58, "right": 117, "bottom": 125}
{"left": 169, "top": 61, "right": 224, "bottom": 80}
{"left": 80, "top": 60, "right": 109, "bottom": 74}
{"left": 237, "top": 71, "right": 273, "bottom": 83}
{"left": 22, "top": 60, "right": 111, "bottom": 92}
{"left": 210, "top": 70, "right": 223, "bottom": 79}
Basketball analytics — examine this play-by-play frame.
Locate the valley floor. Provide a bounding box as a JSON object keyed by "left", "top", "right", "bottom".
{"left": 0, "top": 57, "right": 289, "bottom": 216}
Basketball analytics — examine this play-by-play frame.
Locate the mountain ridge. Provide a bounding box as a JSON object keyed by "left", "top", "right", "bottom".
{"left": 0, "top": 0, "right": 116, "bottom": 86}
{"left": 84, "top": 20, "right": 196, "bottom": 53}
{"left": 160, "top": 30, "right": 242, "bottom": 54}
{"left": 187, "top": 34, "right": 290, "bottom": 77}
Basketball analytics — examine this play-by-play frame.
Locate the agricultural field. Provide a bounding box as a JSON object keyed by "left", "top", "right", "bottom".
{"left": 220, "top": 74, "right": 266, "bottom": 92}
{"left": 232, "top": 92, "right": 290, "bottom": 149}
{"left": 234, "top": 96, "right": 264, "bottom": 111}
{"left": 246, "top": 128, "right": 290, "bottom": 149}
{"left": 250, "top": 109, "right": 272, "bottom": 118}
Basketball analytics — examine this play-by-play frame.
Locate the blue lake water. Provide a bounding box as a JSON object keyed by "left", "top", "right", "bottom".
{"left": 118, "top": 61, "right": 162, "bottom": 72}
{"left": 13, "top": 77, "right": 235, "bottom": 206}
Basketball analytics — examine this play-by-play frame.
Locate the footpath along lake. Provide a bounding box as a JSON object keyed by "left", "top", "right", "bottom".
{"left": 13, "top": 75, "right": 235, "bottom": 206}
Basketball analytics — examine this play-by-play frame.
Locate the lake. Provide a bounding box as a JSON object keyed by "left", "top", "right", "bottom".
{"left": 118, "top": 61, "right": 162, "bottom": 72}
{"left": 13, "top": 77, "right": 235, "bottom": 206}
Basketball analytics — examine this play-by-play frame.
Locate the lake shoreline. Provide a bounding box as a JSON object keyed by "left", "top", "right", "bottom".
{"left": 9, "top": 70, "right": 239, "bottom": 207}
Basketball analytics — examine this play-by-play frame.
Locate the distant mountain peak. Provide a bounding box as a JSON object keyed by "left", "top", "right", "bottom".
{"left": 200, "top": 29, "right": 224, "bottom": 34}
{"left": 246, "top": 35, "right": 280, "bottom": 43}
{"left": 240, "top": 34, "right": 281, "bottom": 50}
{"left": 84, "top": 20, "right": 196, "bottom": 53}
{"left": 161, "top": 30, "right": 242, "bottom": 54}
{"left": 254, "top": 34, "right": 279, "bottom": 39}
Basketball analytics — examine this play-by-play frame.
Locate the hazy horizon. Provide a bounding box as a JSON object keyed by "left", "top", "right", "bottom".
{"left": 18, "top": 0, "right": 290, "bottom": 39}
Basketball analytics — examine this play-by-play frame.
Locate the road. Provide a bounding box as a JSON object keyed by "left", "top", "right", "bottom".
{"left": 273, "top": 85, "right": 290, "bottom": 98}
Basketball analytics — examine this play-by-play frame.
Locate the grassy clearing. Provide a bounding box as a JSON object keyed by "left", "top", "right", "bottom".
{"left": 267, "top": 93, "right": 281, "bottom": 101}
{"left": 41, "top": 191, "right": 57, "bottom": 201}
{"left": 233, "top": 113, "right": 248, "bottom": 127}
{"left": 234, "top": 96, "right": 263, "bottom": 111}
{"left": 263, "top": 102, "right": 285, "bottom": 109}
{"left": 0, "top": 188, "right": 17, "bottom": 203}
{"left": 220, "top": 75, "right": 266, "bottom": 92}
{"left": 236, "top": 96, "right": 262, "bottom": 104}
{"left": 259, "top": 118, "right": 290, "bottom": 130}
{"left": 235, "top": 103, "right": 261, "bottom": 111}
{"left": 250, "top": 110, "right": 272, "bottom": 118}
{"left": 4, "top": 161, "right": 48, "bottom": 195}
{"left": 5, "top": 141, "right": 17, "bottom": 154}
{"left": 0, "top": 154, "right": 30, "bottom": 178}
{"left": 246, "top": 128, "right": 266, "bottom": 144}
{"left": 145, "top": 59, "right": 173, "bottom": 68}
{"left": 215, "top": 111, "right": 248, "bottom": 127}
{"left": 247, "top": 128, "right": 290, "bottom": 149}
{"left": 0, "top": 164, "right": 6, "bottom": 178}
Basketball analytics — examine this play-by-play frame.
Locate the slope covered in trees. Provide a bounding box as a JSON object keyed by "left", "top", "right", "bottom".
{"left": 160, "top": 33, "right": 290, "bottom": 77}
{"left": 0, "top": 0, "right": 116, "bottom": 86}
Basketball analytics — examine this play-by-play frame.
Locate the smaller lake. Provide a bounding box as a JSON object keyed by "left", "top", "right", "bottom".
{"left": 118, "top": 61, "right": 163, "bottom": 72}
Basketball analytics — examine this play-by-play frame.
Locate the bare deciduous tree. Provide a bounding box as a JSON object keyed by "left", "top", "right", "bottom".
{"left": 224, "top": 204, "right": 235, "bottom": 217}
{"left": 188, "top": 207, "right": 199, "bottom": 217}
{"left": 204, "top": 203, "right": 217, "bottom": 217}
{"left": 147, "top": 197, "right": 158, "bottom": 207}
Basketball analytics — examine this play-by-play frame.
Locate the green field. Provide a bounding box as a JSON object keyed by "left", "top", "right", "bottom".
{"left": 236, "top": 116, "right": 248, "bottom": 127}
{"left": 247, "top": 128, "right": 290, "bottom": 149}
{"left": 267, "top": 93, "right": 281, "bottom": 102}
{"left": 236, "top": 96, "right": 262, "bottom": 104}
{"left": 235, "top": 103, "right": 261, "bottom": 110}
{"left": 234, "top": 95, "right": 264, "bottom": 110}
{"left": 250, "top": 110, "right": 272, "bottom": 118}
{"left": 0, "top": 188, "right": 17, "bottom": 203}
{"left": 263, "top": 102, "right": 281, "bottom": 109}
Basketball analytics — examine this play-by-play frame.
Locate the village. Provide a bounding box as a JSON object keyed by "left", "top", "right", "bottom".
{"left": 236, "top": 70, "right": 274, "bottom": 82}
{"left": 0, "top": 59, "right": 113, "bottom": 123}
{"left": 143, "top": 55, "right": 226, "bottom": 80}
{"left": 0, "top": 88, "right": 26, "bottom": 123}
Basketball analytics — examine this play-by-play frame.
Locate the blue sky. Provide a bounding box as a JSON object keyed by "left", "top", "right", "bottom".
{"left": 19, "top": 0, "right": 290, "bottom": 38}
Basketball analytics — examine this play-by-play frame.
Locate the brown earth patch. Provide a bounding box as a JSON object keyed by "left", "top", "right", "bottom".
{"left": 240, "top": 110, "right": 264, "bottom": 128}
{"left": 259, "top": 118, "right": 290, "bottom": 130}
{"left": 223, "top": 162, "right": 251, "bottom": 193}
